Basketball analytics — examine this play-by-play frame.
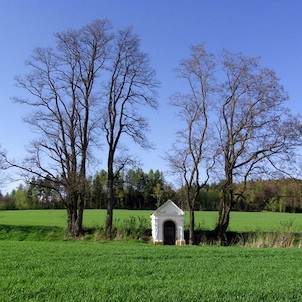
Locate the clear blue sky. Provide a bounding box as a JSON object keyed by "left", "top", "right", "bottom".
{"left": 1, "top": 0, "right": 302, "bottom": 193}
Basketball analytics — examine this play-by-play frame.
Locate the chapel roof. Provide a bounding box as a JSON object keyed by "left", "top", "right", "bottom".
{"left": 151, "top": 199, "right": 185, "bottom": 217}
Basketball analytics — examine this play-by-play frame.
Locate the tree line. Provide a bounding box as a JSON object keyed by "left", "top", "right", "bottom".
{"left": 193, "top": 179, "right": 302, "bottom": 213}
{"left": 0, "top": 169, "right": 174, "bottom": 210}
{"left": 1, "top": 174, "right": 302, "bottom": 214}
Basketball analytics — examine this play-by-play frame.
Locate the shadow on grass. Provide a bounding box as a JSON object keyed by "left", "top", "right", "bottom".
{"left": 1, "top": 224, "right": 301, "bottom": 247}
{"left": 0, "top": 224, "right": 65, "bottom": 241}
{"left": 188, "top": 230, "right": 302, "bottom": 247}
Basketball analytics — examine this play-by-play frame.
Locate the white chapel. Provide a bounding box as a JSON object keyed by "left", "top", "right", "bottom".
{"left": 150, "top": 200, "right": 185, "bottom": 245}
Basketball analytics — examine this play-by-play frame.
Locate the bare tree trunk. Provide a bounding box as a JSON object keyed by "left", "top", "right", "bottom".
{"left": 76, "top": 194, "right": 85, "bottom": 235}
{"left": 66, "top": 194, "right": 85, "bottom": 237}
{"left": 187, "top": 187, "right": 198, "bottom": 245}
{"left": 216, "top": 195, "right": 231, "bottom": 243}
{"left": 106, "top": 153, "right": 114, "bottom": 232}
{"left": 215, "top": 171, "right": 233, "bottom": 242}
{"left": 189, "top": 208, "right": 195, "bottom": 245}
{"left": 67, "top": 206, "right": 79, "bottom": 237}
{"left": 106, "top": 207, "right": 113, "bottom": 233}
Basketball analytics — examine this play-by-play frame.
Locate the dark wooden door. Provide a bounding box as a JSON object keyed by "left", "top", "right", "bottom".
{"left": 164, "top": 220, "right": 176, "bottom": 245}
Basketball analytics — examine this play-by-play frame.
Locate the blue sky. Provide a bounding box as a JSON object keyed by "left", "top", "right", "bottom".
{"left": 1, "top": 1, "right": 302, "bottom": 192}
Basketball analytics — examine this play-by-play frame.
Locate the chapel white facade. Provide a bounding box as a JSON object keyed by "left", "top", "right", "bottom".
{"left": 150, "top": 200, "right": 185, "bottom": 245}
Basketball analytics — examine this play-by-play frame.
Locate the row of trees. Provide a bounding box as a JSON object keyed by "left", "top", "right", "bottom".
{"left": 2, "top": 177, "right": 302, "bottom": 213}
{"left": 231, "top": 179, "right": 302, "bottom": 213}
{"left": 0, "top": 169, "right": 174, "bottom": 210}
{"left": 1, "top": 20, "right": 301, "bottom": 243}
{"left": 191, "top": 179, "right": 302, "bottom": 213}
{"left": 89, "top": 168, "right": 174, "bottom": 210}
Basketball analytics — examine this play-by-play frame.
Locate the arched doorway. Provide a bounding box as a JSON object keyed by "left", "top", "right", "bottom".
{"left": 163, "top": 220, "right": 176, "bottom": 245}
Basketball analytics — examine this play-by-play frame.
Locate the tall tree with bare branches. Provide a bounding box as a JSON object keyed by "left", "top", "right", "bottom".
{"left": 11, "top": 20, "right": 112, "bottom": 236}
{"left": 215, "top": 51, "right": 300, "bottom": 241}
{"left": 102, "top": 28, "right": 158, "bottom": 232}
{"left": 168, "top": 46, "right": 301, "bottom": 243}
{"left": 167, "top": 44, "right": 216, "bottom": 244}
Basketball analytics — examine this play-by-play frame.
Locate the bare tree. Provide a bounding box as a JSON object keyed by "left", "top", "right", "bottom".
{"left": 168, "top": 47, "right": 300, "bottom": 243}
{"left": 215, "top": 51, "right": 300, "bottom": 241}
{"left": 12, "top": 20, "right": 112, "bottom": 236}
{"left": 102, "top": 28, "right": 158, "bottom": 232}
{"left": 167, "top": 44, "right": 216, "bottom": 244}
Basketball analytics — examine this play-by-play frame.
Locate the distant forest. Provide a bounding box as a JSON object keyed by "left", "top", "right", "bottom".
{"left": 1, "top": 169, "right": 302, "bottom": 213}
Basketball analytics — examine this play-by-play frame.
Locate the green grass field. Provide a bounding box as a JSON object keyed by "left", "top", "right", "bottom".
{"left": 1, "top": 241, "right": 302, "bottom": 301}
{"left": 0, "top": 209, "right": 302, "bottom": 232}
{"left": 1, "top": 210, "right": 302, "bottom": 301}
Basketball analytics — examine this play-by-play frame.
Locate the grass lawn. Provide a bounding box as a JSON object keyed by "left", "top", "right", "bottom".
{"left": 0, "top": 209, "right": 302, "bottom": 232}
{"left": 1, "top": 210, "right": 302, "bottom": 301}
{"left": 1, "top": 240, "right": 302, "bottom": 301}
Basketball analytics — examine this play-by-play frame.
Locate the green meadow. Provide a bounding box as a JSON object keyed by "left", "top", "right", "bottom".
{"left": 1, "top": 241, "right": 302, "bottom": 302}
{"left": 1, "top": 210, "right": 302, "bottom": 301}
{"left": 0, "top": 209, "right": 302, "bottom": 232}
